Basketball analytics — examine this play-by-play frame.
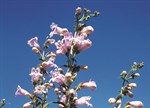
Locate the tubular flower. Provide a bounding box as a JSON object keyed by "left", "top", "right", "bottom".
{"left": 34, "top": 85, "right": 46, "bottom": 95}
{"left": 55, "top": 32, "right": 73, "bottom": 55}
{"left": 127, "top": 101, "right": 143, "bottom": 108}
{"left": 49, "top": 23, "right": 68, "bottom": 37}
{"left": 81, "top": 80, "right": 97, "bottom": 90}
{"left": 15, "top": 85, "right": 32, "bottom": 98}
{"left": 27, "top": 37, "right": 40, "bottom": 48}
{"left": 74, "top": 35, "right": 92, "bottom": 52}
{"left": 49, "top": 69, "right": 65, "bottom": 84}
{"left": 29, "top": 67, "right": 42, "bottom": 83}
{"left": 75, "top": 96, "right": 93, "bottom": 107}
{"left": 23, "top": 101, "right": 32, "bottom": 108}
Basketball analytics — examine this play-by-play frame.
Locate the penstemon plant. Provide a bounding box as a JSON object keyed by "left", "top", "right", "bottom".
{"left": 15, "top": 7, "right": 100, "bottom": 108}
{"left": 14, "top": 7, "right": 144, "bottom": 108}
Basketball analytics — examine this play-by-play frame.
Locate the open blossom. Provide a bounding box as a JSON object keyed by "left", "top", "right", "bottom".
{"left": 75, "top": 96, "right": 93, "bottom": 107}
{"left": 27, "top": 37, "right": 40, "bottom": 48}
{"left": 49, "top": 69, "right": 65, "bottom": 84}
{"left": 42, "top": 56, "right": 57, "bottom": 69}
{"left": 29, "top": 67, "right": 42, "bottom": 83}
{"left": 55, "top": 32, "right": 73, "bottom": 55}
{"left": 127, "top": 101, "right": 143, "bottom": 108}
{"left": 49, "top": 23, "right": 68, "bottom": 37}
{"left": 23, "top": 101, "right": 32, "bottom": 108}
{"left": 15, "top": 85, "right": 32, "bottom": 97}
{"left": 34, "top": 85, "right": 46, "bottom": 95}
{"left": 81, "top": 80, "right": 97, "bottom": 90}
{"left": 74, "top": 35, "right": 92, "bottom": 52}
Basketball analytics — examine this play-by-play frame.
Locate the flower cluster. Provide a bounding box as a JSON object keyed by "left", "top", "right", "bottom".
{"left": 15, "top": 7, "right": 99, "bottom": 108}
{"left": 108, "top": 62, "right": 144, "bottom": 108}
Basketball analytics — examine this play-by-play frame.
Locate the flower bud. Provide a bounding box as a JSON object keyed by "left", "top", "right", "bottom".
{"left": 120, "top": 70, "right": 127, "bottom": 76}
{"left": 126, "top": 101, "right": 143, "bottom": 108}
{"left": 127, "top": 90, "right": 133, "bottom": 98}
{"left": 65, "top": 72, "right": 72, "bottom": 81}
{"left": 46, "top": 39, "right": 55, "bottom": 44}
{"left": 32, "top": 47, "right": 40, "bottom": 53}
{"left": 116, "top": 99, "right": 121, "bottom": 105}
{"left": 125, "top": 105, "right": 132, "bottom": 108}
{"left": 54, "top": 88, "right": 60, "bottom": 94}
{"left": 133, "top": 73, "right": 140, "bottom": 77}
{"left": 76, "top": 7, "right": 82, "bottom": 15}
{"left": 108, "top": 97, "right": 116, "bottom": 104}
{"left": 23, "top": 101, "right": 32, "bottom": 108}
{"left": 127, "top": 83, "right": 137, "bottom": 88}
{"left": 80, "top": 65, "right": 88, "bottom": 70}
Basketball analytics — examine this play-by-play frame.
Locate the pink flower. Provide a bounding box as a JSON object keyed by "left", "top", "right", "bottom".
{"left": 29, "top": 67, "right": 42, "bottom": 83}
{"left": 34, "top": 85, "right": 46, "bottom": 95}
{"left": 15, "top": 85, "right": 32, "bottom": 97}
{"left": 49, "top": 23, "right": 68, "bottom": 37}
{"left": 55, "top": 32, "right": 73, "bottom": 55}
{"left": 80, "top": 26, "right": 94, "bottom": 37}
{"left": 49, "top": 69, "right": 65, "bottom": 84}
{"left": 127, "top": 101, "right": 143, "bottom": 108}
{"left": 74, "top": 36, "right": 92, "bottom": 52}
{"left": 81, "top": 80, "right": 97, "bottom": 90}
{"left": 42, "top": 57, "right": 57, "bottom": 69}
{"left": 75, "top": 96, "right": 93, "bottom": 107}
{"left": 27, "top": 37, "right": 40, "bottom": 48}
{"left": 23, "top": 101, "right": 32, "bottom": 108}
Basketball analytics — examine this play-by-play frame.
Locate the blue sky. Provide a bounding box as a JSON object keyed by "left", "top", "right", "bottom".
{"left": 0, "top": 0, "right": 149, "bottom": 108}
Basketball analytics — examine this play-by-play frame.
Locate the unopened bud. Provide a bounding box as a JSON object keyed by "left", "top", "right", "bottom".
{"left": 80, "top": 65, "right": 88, "bottom": 70}
{"left": 125, "top": 105, "right": 132, "bottom": 108}
{"left": 54, "top": 88, "right": 60, "bottom": 94}
{"left": 46, "top": 39, "right": 55, "bottom": 44}
{"left": 65, "top": 73, "right": 72, "bottom": 81}
{"left": 108, "top": 97, "right": 116, "bottom": 104}
{"left": 127, "top": 90, "right": 133, "bottom": 98}
{"left": 133, "top": 73, "right": 140, "bottom": 77}
{"left": 128, "top": 83, "right": 137, "bottom": 88}
{"left": 32, "top": 47, "right": 40, "bottom": 53}
{"left": 76, "top": 7, "right": 82, "bottom": 15}
{"left": 120, "top": 70, "right": 127, "bottom": 76}
{"left": 116, "top": 99, "right": 121, "bottom": 105}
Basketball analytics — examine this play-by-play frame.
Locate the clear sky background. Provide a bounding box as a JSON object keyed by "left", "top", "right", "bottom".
{"left": 0, "top": 0, "right": 149, "bottom": 108}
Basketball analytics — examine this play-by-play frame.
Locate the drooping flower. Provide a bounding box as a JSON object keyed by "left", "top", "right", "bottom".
{"left": 49, "top": 23, "right": 68, "bottom": 37}
{"left": 29, "top": 67, "right": 42, "bottom": 83}
{"left": 15, "top": 85, "right": 32, "bottom": 97}
{"left": 23, "top": 101, "right": 32, "bottom": 108}
{"left": 75, "top": 96, "right": 93, "bottom": 107}
{"left": 49, "top": 69, "right": 65, "bottom": 84}
{"left": 42, "top": 56, "right": 57, "bottom": 69}
{"left": 108, "top": 97, "right": 116, "bottom": 104}
{"left": 126, "top": 101, "right": 143, "bottom": 108}
{"left": 81, "top": 80, "right": 97, "bottom": 90}
{"left": 27, "top": 37, "right": 40, "bottom": 48}
{"left": 34, "top": 85, "right": 46, "bottom": 95}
